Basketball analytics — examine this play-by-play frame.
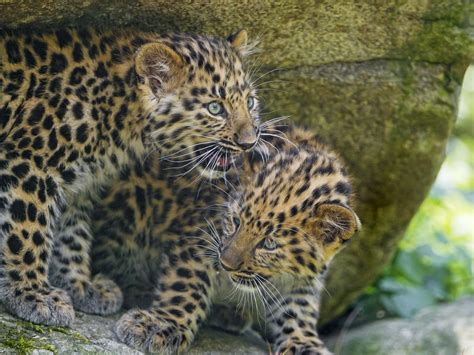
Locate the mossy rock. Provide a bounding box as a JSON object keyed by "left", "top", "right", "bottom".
{"left": 1, "top": 298, "right": 471, "bottom": 354}
{"left": 0, "top": 0, "right": 471, "bottom": 325}
{"left": 0, "top": 304, "right": 266, "bottom": 354}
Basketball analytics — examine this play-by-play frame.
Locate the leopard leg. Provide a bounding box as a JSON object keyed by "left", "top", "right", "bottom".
{"left": 266, "top": 278, "right": 331, "bottom": 355}
{"left": 0, "top": 159, "right": 74, "bottom": 326}
{"left": 114, "top": 232, "right": 215, "bottom": 353}
{"left": 49, "top": 193, "right": 122, "bottom": 315}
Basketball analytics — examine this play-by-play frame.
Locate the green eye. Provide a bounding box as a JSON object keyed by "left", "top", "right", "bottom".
{"left": 247, "top": 96, "right": 255, "bottom": 110}
{"left": 262, "top": 238, "right": 277, "bottom": 250}
{"left": 207, "top": 101, "right": 224, "bottom": 115}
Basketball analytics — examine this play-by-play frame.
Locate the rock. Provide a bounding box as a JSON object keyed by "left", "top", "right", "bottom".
{"left": 0, "top": 304, "right": 267, "bottom": 354}
{"left": 0, "top": 1, "right": 471, "bottom": 69}
{"left": 190, "top": 329, "right": 267, "bottom": 354}
{"left": 0, "top": 304, "right": 136, "bottom": 354}
{"left": 3, "top": 298, "right": 471, "bottom": 354}
{"left": 0, "top": 0, "right": 471, "bottom": 323}
{"left": 325, "top": 298, "right": 474, "bottom": 355}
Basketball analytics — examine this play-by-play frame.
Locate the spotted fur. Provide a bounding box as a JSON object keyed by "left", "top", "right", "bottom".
{"left": 91, "top": 124, "right": 360, "bottom": 353}
{"left": 0, "top": 27, "right": 260, "bottom": 326}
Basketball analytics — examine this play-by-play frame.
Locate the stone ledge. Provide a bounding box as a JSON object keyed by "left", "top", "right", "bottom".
{"left": 2, "top": 299, "right": 472, "bottom": 354}
{"left": 0, "top": 304, "right": 266, "bottom": 354}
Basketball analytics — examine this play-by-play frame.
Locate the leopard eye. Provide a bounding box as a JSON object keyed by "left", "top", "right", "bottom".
{"left": 261, "top": 238, "right": 277, "bottom": 250}
{"left": 232, "top": 216, "right": 241, "bottom": 231}
{"left": 207, "top": 101, "right": 224, "bottom": 116}
{"left": 247, "top": 96, "right": 255, "bottom": 110}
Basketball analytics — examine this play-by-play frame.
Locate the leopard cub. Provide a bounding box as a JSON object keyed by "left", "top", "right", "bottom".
{"left": 0, "top": 27, "right": 257, "bottom": 327}
{"left": 214, "top": 125, "right": 361, "bottom": 354}
{"left": 91, "top": 123, "right": 360, "bottom": 354}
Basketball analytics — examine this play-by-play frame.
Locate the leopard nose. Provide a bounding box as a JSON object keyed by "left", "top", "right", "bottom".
{"left": 236, "top": 140, "right": 255, "bottom": 150}
{"left": 220, "top": 249, "right": 244, "bottom": 271}
{"left": 220, "top": 258, "right": 243, "bottom": 272}
{"left": 234, "top": 133, "right": 257, "bottom": 151}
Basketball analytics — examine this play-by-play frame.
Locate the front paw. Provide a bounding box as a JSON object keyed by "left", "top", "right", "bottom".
{"left": 114, "top": 309, "right": 181, "bottom": 352}
{"left": 61, "top": 274, "right": 123, "bottom": 315}
{"left": 3, "top": 284, "right": 75, "bottom": 326}
{"left": 275, "top": 337, "right": 332, "bottom": 355}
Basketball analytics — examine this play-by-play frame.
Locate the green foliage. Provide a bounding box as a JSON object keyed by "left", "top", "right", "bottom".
{"left": 356, "top": 66, "right": 474, "bottom": 321}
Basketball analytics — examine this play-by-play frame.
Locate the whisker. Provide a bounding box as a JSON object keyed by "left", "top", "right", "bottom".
{"left": 261, "top": 132, "right": 299, "bottom": 150}
{"left": 255, "top": 274, "right": 290, "bottom": 319}
{"left": 260, "top": 137, "right": 280, "bottom": 154}
{"left": 253, "top": 79, "right": 288, "bottom": 89}
{"left": 250, "top": 68, "right": 285, "bottom": 87}
{"left": 160, "top": 143, "right": 212, "bottom": 161}
{"left": 171, "top": 146, "right": 219, "bottom": 176}
{"left": 261, "top": 116, "right": 290, "bottom": 127}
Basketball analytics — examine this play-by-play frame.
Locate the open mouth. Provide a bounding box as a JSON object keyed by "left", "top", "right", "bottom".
{"left": 215, "top": 156, "right": 233, "bottom": 170}
{"left": 194, "top": 143, "right": 238, "bottom": 172}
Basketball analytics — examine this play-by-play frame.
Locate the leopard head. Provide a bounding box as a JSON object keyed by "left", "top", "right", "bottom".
{"left": 135, "top": 30, "right": 260, "bottom": 178}
{"left": 218, "top": 145, "right": 361, "bottom": 291}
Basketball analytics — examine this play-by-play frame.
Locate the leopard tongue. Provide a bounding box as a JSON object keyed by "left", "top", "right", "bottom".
{"left": 217, "top": 156, "right": 230, "bottom": 167}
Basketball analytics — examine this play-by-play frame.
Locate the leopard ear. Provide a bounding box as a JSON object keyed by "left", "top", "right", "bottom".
{"left": 313, "top": 203, "right": 360, "bottom": 244}
{"left": 227, "top": 29, "right": 248, "bottom": 53}
{"left": 135, "top": 42, "right": 186, "bottom": 96}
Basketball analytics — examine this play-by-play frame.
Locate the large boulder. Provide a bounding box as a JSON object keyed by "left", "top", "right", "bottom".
{"left": 0, "top": 0, "right": 471, "bottom": 324}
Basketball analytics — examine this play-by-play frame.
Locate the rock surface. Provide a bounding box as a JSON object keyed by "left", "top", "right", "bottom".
{"left": 1, "top": 299, "right": 472, "bottom": 354}
{"left": 0, "top": 304, "right": 267, "bottom": 354}
{"left": 325, "top": 298, "right": 474, "bottom": 355}
{"left": 0, "top": 0, "right": 472, "bottom": 325}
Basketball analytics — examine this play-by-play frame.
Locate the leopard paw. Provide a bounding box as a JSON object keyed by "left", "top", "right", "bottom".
{"left": 66, "top": 274, "right": 123, "bottom": 315}
{"left": 275, "top": 337, "right": 332, "bottom": 355}
{"left": 114, "top": 309, "right": 182, "bottom": 352}
{"left": 3, "top": 284, "right": 75, "bottom": 326}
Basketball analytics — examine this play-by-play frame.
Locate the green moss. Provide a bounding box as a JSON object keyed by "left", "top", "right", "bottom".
{"left": 423, "top": 0, "right": 468, "bottom": 24}
{"left": 48, "top": 326, "right": 90, "bottom": 343}
{"left": 406, "top": 22, "right": 472, "bottom": 64}
{"left": 414, "top": 1, "right": 472, "bottom": 66}
{"left": 15, "top": 319, "right": 91, "bottom": 343}
{"left": 0, "top": 317, "right": 93, "bottom": 353}
{"left": 386, "top": 1, "right": 473, "bottom": 70}
{"left": 0, "top": 323, "right": 57, "bottom": 354}
{"left": 17, "top": 320, "right": 48, "bottom": 334}
{"left": 0, "top": 318, "right": 91, "bottom": 354}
